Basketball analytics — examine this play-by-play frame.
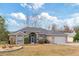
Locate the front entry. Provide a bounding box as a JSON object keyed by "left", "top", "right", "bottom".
{"left": 29, "top": 32, "right": 36, "bottom": 44}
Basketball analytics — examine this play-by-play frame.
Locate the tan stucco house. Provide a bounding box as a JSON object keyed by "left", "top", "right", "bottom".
{"left": 8, "top": 27, "right": 76, "bottom": 45}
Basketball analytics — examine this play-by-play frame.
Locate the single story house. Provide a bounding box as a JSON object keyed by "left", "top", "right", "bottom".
{"left": 8, "top": 27, "right": 76, "bottom": 45}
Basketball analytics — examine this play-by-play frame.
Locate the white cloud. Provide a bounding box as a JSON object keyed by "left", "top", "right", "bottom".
{"left": 65, "top": 3, "right": 79, "bottom": 6}
{"left": 67, "top": 13, "right": 79, "bottom": 26}
{"left": 7, "top": 19, "right": 19, "bottom": 26}
{"left": 71, "top": 13, "right": 79, "bottom": 17}
{"left": 8, "top": 11, "right": 79, "bottom": 30}
{"left": 71, "top": 3, "right": 79, "bottom": 6}
{"left": 39, "top": 12, "right": 58, "bottom": 21}
{"left": 36, "top": 12, "right": 63, "bottom": 29}
{"left": 20, "top": 3, "right": 28, "bottom": 8}
{"left": 60, "top": 13, "right": 79, "bottom": 29}
{"left": 37, "top": 12, "right": 79, "bottom": 30}
{"left": 38, "top": 12, "right": 60, "bottom": 25}
{"left": 7, "top": 19, "right": 26, "bottom": 32}
{"left": 20, "top": 3, "right": 44, "bottom": 10}
{"left": 10, "top": 12, "right": 26, "bottom": 20}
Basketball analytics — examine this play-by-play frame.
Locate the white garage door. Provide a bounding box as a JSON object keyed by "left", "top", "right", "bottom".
{"left": 54, "top": 37, "right": 66, "bottom": 44}
{"left": 16, "top": 36, "right": 24, "bottom": 45}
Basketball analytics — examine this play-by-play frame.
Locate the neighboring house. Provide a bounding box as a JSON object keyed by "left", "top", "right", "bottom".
{"left": 8, "top": 27, "right": 76, "bottom": 45}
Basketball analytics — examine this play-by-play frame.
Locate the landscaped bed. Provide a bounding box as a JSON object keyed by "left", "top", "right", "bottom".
{"left": 0, "top": 44, "right": 23, "bottom": 52}
{"left": 0, "top": 44, "right": 79, "bottom": 56}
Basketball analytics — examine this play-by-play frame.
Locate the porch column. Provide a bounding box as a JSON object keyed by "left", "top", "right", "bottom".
{"left": 36, "top": 33, "right": 39, "bottom": 43}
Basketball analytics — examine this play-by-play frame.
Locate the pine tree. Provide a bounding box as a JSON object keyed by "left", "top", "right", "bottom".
{"left": 0, "top": 16, "right": 9, "bottom": 42}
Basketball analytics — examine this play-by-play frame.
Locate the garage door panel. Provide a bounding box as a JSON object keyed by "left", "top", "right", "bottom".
{"left": 16, "top": 36, "right": 24, "bottom": 45}
{"left": 54, "top": 37, "right": 66, "bottom": 44}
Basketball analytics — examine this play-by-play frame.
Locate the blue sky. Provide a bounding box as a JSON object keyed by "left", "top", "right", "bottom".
{"left": 0, "top": 3, "right": 79, "bottom": 32}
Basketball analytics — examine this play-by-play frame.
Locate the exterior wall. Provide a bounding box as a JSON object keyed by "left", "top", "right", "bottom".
{"left": 47, "top": 35, "right": 54, "bottom": 43}
{"left": 9, "top": 35, "right": 16, "bottom": 44}
{"left": 9, "top": 31, "right": 69, "bottom": 44}
{"left": 67, "top": 36, "right": 74, "bottom": 42}
{"left": 65, "top": 32, "right": 76, "bottom": 43}
{"left": 38, "top": 34, "right": 47, "bottom": 40}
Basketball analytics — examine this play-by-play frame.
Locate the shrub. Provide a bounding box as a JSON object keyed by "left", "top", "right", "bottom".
{"left": 45, "top": 39, "right": 50, "bottom": 43}
{"left": 38, "top": 39, "right": 45, "bottom": 44}
{"left": 2, "top": 45, "right": 6, "bottom": 49}
{"left": 8, "top": 45, "right": 14, "bottom": 48}
{"left": 24, "top": 36, "right": 29, "bottom": 44}
{"left": 73, "top": 32, "right": 79, "bottom": 42}
{"left": 38, "top": 39, "right": 49, "bottom": 44}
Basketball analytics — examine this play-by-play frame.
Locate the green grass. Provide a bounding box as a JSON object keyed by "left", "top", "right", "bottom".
{"left": 0, "top": 44, "right": 79, "bottom": 56}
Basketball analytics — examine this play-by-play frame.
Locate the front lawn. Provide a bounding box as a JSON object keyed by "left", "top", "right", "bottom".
{"left": 0, "top": 44, "right": 79, "bottom": 56}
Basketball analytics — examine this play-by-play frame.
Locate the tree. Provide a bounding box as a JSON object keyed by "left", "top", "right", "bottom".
{"left": 26, "top": 3, "right": 42, "bottom": 28}
{"left": 63, "top": 25, "right": 73, "bottom": 33}
{"left": 64, "top": 25, "right": 70, "bottom": 32}
{"left": 0, "top": 16, "right": 9, "bottom": 42}
{"left": 74, "top": 26, "right": 79, "bottom": 33}
{"left": 52, "top": 24, "right": 57, "bottom": 32}
{"left": 73, "top": 32, "right": 79, "bottom": 42}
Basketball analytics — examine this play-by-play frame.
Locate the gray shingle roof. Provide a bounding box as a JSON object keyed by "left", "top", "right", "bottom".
{"left": 12, "top": 27, "right": 66, "bottom": 35}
